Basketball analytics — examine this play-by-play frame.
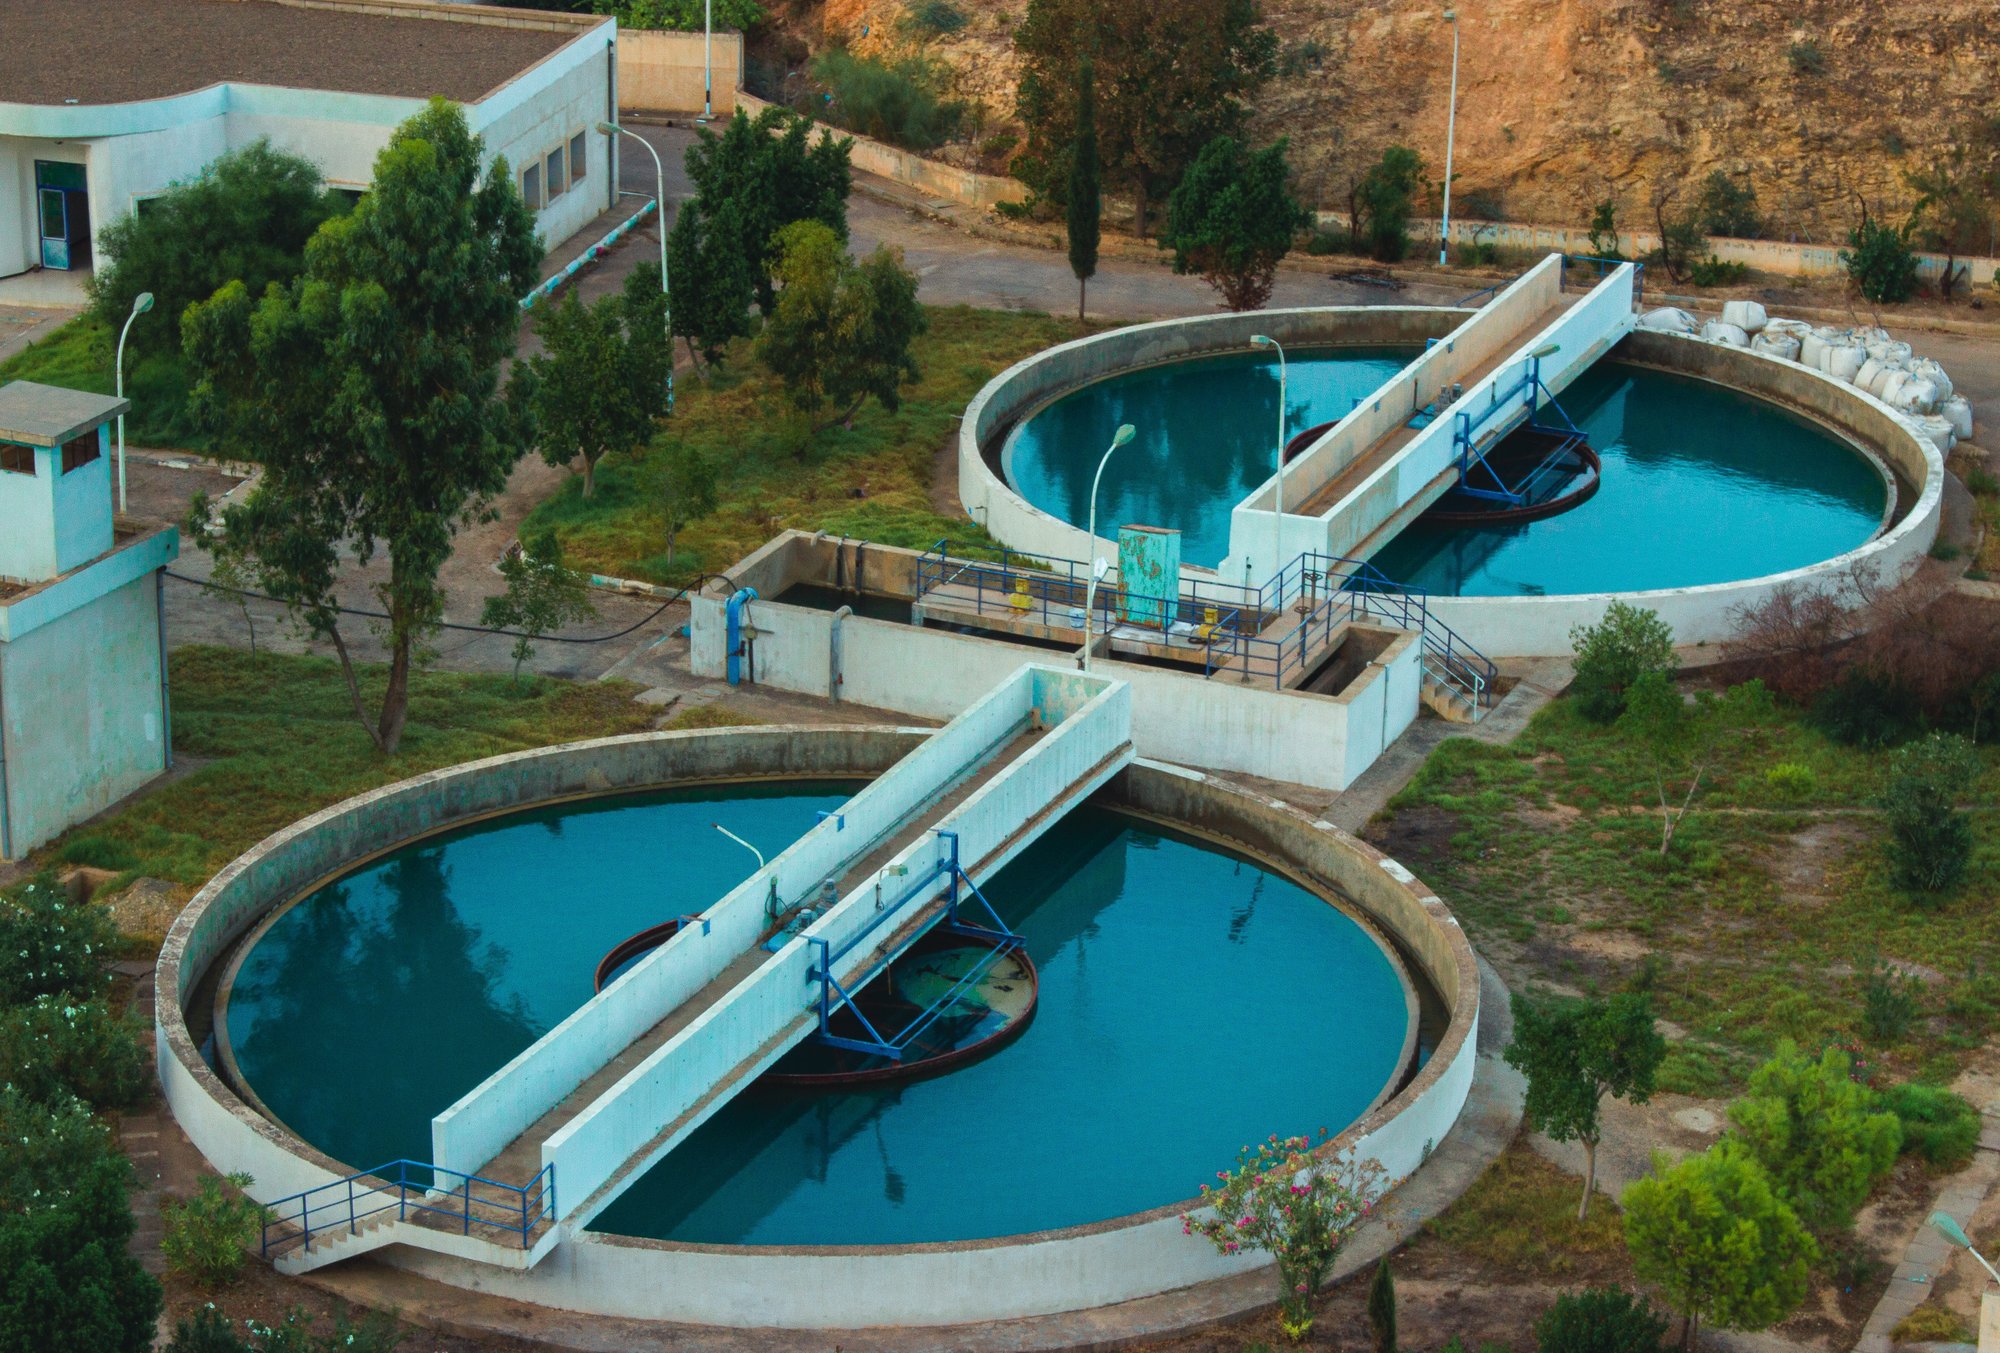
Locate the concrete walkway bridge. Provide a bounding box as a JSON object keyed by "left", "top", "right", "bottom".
{"left": 260, "top": 664, "right": 1133, "bottom": 1274}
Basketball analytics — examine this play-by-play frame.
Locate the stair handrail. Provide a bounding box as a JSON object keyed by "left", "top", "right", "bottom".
{"left": 258, "top": 1160, "right": 555, "bottom": 1259}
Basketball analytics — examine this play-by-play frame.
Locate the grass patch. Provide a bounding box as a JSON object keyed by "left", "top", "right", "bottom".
{"left": 522, "top": 305, "right": 1088, "bottom": 585}
{"left": 1425, "top": 1142, "right": 1627, "bottom": 1279}
{"left": 37, "top": 646, "right": 654, "bottom": 892}
{"left": 0, "top": 315, "right": 212, "bottom": 453}
{"left": 1374, "top": 696, "right": 2000, "bottom": 1093}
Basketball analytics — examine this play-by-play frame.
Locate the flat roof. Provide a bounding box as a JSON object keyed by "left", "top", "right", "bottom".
{"left": 0, "top": 381, "right": 129, "bottom": 446}
{"left": 0, "top": 0, "right": 591, "bottom": 107}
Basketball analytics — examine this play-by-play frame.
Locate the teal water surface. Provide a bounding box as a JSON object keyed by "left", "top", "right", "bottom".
{"left": 1369, "top": 364, "right": 1888, "bottom": 596}
{"left": 590, "top": 807, "right": 1409, "bottom": 1244}
{"left": 222, "top": 783, "right": 860, "bottom": 1172}
{"left": 1004, "top": 346, "right": 1419, "bottom": 567}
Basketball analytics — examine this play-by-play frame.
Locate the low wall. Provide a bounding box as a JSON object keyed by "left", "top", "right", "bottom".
{"left": 617, "top": 28, "right": 741, "bottom": 115}
{"left": 158, "top": 729, "right": 925, "bottom": 1213}
{"left": 734, "top": 92, "right": 1026, "bottom": 211}
{"left": 960, "top": 307, "right": 1468, "bottom": 572}
{"left": 1423, "top": 329, "right": 1945, "bottom": 655}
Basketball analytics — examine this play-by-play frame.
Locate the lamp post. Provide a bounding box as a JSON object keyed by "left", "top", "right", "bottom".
{"left": 1439, "top": 8, "right": 1459, "bottom": 268}
{"left": 114, "top": 290, "right": 154, "bottom": 514}
{"left": 1250, "top": 334, "right": 1288, "bottom": 595}
{"left": 596, "top": 120, "right": 673, "bottom": 415}
{"left": 699, "top": 0, "right": 715, "bottom": 123}
{"left": 1081, "top": 422, "right": 1137, "bottom": 672}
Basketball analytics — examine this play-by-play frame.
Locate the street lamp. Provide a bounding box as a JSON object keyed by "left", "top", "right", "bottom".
{"left": 1439, "top": 9, "right": 1459, "bottom": 267}
{"left": 1250, "top": 334, "right": 1288, "bottom": 594}
{"left": 114, "top": 291, "right": 153, "bottom": 514}
{"left": 699, "top": 0, "right": 715, "bottom": 123}
{"left": 1080, "top": 423, "right": 1137, "bottom": 673}
{"left": 597, "top": 120, "right": 673, "bottom": 415}
{"left": 1930, "top": 1212, "right": 2000, "bottom": 1285}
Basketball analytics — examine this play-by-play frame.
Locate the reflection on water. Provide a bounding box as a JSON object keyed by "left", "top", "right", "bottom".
{"left": 1005, "top": 346, "right": 1420, "bottom": 567}
{"left": 592, "top": 808, "right": 1409, "bottom": 1245}
{"left": 1365, "top": 364, "right": 1886, "bottom": 596}
{"left": 223, "top": 783, "right": 861, "bottom": 1171}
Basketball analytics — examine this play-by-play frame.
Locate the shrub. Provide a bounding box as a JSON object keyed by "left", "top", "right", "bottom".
{"left": 1891, "top": 1304, "right": 1972, "bottom": 1342}
{"left": 0, "top": 996, "right": 151, "bottom": 1110}
{"left": 1568, "top": 602, "right": 1676, "bottom": 723}
{"left": 1726, "top": 1041, "right": 1901, "bottom": 1235}
{"left": 1809, "top": 668, "right": 1924, "bottom": 748}
{"left": 1788, "top": 39, "right": 1826, "bottom": 77}
{"left": 1355, "top": 146, "right": 1425, "bottom": 263}
{"left": 901, "top": 0, "right": 968, "bottom": 36}
{"left": 1879, "top": 733, "right": 1981, "bottom": 895}
{"left": 166, "top": 1303, "right": 251, "bottom": 1353}
{"left": 1689, "top": 255, "right": 1748, "bottom": 286}
{"left": 162, "top": 1173, "right": 266, "bottom": 1289}
{"left": 1859, "top": 959, "right": 1920, "bottom": 1044}
{"left": 0, "top": 1089, "right": 161, "bottom": 1353}
{"left": 1764, "top": 763, "right": 1816, "bottom": 798}
{"left": 1842, "top": 216, "right": 1921, "bottom": 304}
{"left": 590, "top": 0, "right": 764, "bottom": 30}
{"left": 1304, "top": 225, "right": 1349, "bottom": 256}
{"left": 1367, "top": 1257, "right": 1396, "bottom": 1352}
{"left": 1585, "top": 200, "right": 1624, "bottom": 260}
{"left": 1535, "top": 1287, "right": 1670, "bottom": 1353}
{"left": 1696, "top": 171, "right": 1762, "bottom": 238}
{"left": 0, "top": 875, "right": 120, "bottom": 1005}
{"left": 1880, "top": 1084, "right": 1981, "bottom": 1172}
{"left": 809, "top": 48, "right": 966, "bottom": 151}
{"left": 237, "top": 1307, "right": 403, "bottom": 1352}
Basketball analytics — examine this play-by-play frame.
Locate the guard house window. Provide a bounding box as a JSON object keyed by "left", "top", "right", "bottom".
{"left": 569, "top": 132, "right": 587, "bottom": 184}
{"left": 545, "top": 147, "right": 566, "bottom": 199}
{"left": 60, "top": 434, "right": 100, "bottom": 474}
{"left": 0, "top": 444, "right": 32, "bottom": 476}
{"left": 521, "top": 163, "right": 542, "bottom": 211}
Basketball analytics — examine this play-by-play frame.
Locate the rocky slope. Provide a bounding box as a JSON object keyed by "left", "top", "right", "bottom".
{"left": 785, "top": 0, "right": 1999, "bottom": 244}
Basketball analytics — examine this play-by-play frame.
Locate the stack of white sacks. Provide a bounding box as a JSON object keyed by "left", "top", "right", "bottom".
{"left": 1637, "top": 301, "right": 1973, "bottom": 456}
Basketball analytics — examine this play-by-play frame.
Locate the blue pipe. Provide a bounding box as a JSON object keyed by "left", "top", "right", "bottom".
{"left": 518, "top": 199, "right": 659, "bottom": 312}
{"left": 725, "top": 588, "right": 758, "bottom": 685}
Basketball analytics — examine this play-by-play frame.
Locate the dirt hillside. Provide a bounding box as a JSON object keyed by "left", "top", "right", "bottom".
{"left": 789, "top": 0, "right": 2000, "bottom": 243}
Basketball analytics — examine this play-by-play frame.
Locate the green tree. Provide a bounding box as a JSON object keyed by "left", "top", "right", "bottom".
{"left": 1621, "top": 1142, "right": 1814, "bottom": 1351}
{"left": 1878, "top": 733, "right": 1982, "bottom": 895}
{"left": 1694, "top": 171, "right": 1762, "bottom": 239}
{"left": 525, "top": 270, "right": 667, "bottom": 499}
{"left": 1066, "top": 58, "right": 1101, "bottom": 321}
{"left": 1163, "top": 136, "right": 1312, "bottom": 311}
{"left": 756, "top": 221, "right": 926, "bottom": 434}
{"left": 1725, "top": 1041, "right": 1900, "bottom": 1235}
{"left": 1569, "top": 600, "right": 1676, "bottom": 723}
{"left": 0, "top": 1090, "right": 161, "bottom": 1353}
{"left": 1905, "top": 140, "right": 1998, "bottom": 302}
{"left": 1014, "top": 0, "right": 1278, "bottom": 235}
{"left": 480, "top": 531, "right": 597, "bottom": 686}
{"left": 1841, "top": 211, "right": 1921, "bottom": 304}
{"left": 667, "top": 198, "right": 756, "bottom": 371}
{"left": 1649, "top": 195, "right": 1708, "bottom": 284}
{"left": 182, "top": 100, "right": 541, "bottom": 756}
{"left": 1355, "top": 146, "right": 1425, "bottom": 262}
{"left": 591, "top": 0, "right": 764, "bottom": 30}
{"left": 1585, "top": 200, "right": 1625, "bottom": 260}
{"left": 1535, "top": 1287, "right": 1670, "bottom": 1353}
{"left": 658, "top": 441, "right": 718, "bottom": 567}
{"left": 1505, "top": 991, "right": 1667, "bottom": 1219}
{"left": 91, "top": 139, "right": 342, "bottom": 357}
{"left": 160, "top": 1173, "right": 266, "bottom": 1289}
{"left": 1620, "top": 675, "right": 1772, "bottom": 859}
{"left": 1367, "top": 1256, "right": 1397, "bottom": 1352}
{"left": 683, "top": 107, "right": 852, "bottom": 314}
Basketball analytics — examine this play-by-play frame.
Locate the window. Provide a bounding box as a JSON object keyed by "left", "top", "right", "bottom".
{"left": 60, "top": 434, "right": 100, "bottom": 474}
{"left": 521, "top": 163, "right": 542, "bottom": 211}
{"left": 0, "top": 443, "right": 33, "bottom": 476}
{"left": 545, "top": 147, "right": 566, "bottom": 199}
{"left": 569, "top": 131, "right": 587, "bottom": 184}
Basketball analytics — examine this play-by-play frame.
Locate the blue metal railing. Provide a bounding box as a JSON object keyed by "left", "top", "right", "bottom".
{"left": 803, "top": 830, "right": 1022, "bottom": 1061}
{"left": 1562, "top": 255, "right": 1645, "bottom": 307}
{"left": 1450, "top": 353, "right": 1589, "bottom": 508}
{"left": 258, "top": 1160, "right": 555, "bottom": 1259}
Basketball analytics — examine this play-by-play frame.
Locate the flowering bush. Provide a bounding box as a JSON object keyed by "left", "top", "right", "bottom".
{"left": 0, "top": 875, "right": 118, "bottom": 1005}
{"left": 1183, "top": 1132, "right": 1390, "bottom": 1340}
{"left": 0, "top": 994, "right": 150, "bottom": 1109}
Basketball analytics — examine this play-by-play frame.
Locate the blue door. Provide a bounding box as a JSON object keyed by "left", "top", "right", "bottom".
{"left": 34, "top": 162, "right": 89, "bottom": 271}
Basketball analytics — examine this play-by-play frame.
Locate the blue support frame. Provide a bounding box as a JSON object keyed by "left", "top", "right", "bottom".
{"left": 1449, "top": 352, "right": 1588, "bottom": 507}
{"left": 802, "top": 830, "right": 1023, "bottom": 1062}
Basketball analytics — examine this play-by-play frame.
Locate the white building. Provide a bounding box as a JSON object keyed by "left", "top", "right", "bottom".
{"left": 0, "top": 0, "right": 620, "bottom": 287}
{"left": 0, "top": 380, "right": 178, "bottom": 860}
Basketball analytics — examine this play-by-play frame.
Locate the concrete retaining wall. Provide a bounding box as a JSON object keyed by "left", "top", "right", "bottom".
{"left": 1422, "top": 329, "right": 1944, "bottom": 655}
{"left": 617, "top": 29, "right": 741, "bottom": 115}
{"left": 736, "top": 91, "right": 1027, "bottom": 211}
{"left": 961, "top": 307, "right": 1467, "bottom": 573}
